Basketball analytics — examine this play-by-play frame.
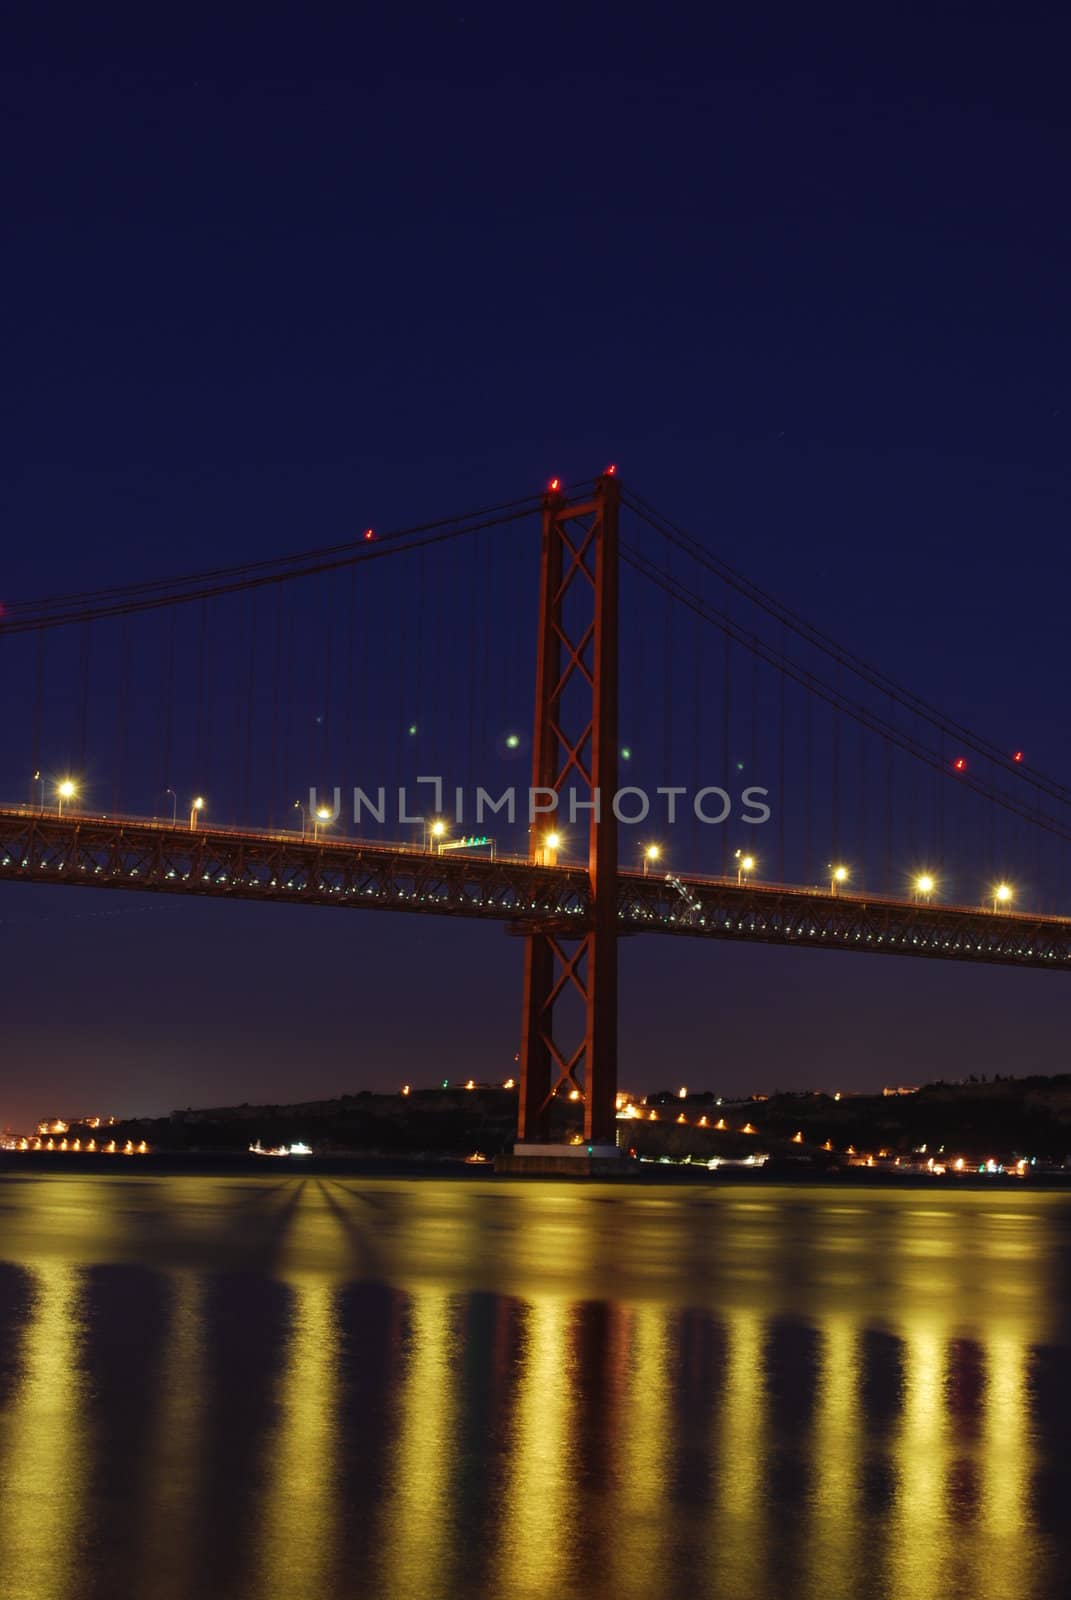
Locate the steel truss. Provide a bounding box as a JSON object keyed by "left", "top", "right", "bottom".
{"left": 2, "top": 810, "right": 1071, "bottom": 971}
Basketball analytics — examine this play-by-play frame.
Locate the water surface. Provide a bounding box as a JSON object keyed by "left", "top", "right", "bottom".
{"left": 0, "top": 1173, "right": 1067, "bottom": 1600}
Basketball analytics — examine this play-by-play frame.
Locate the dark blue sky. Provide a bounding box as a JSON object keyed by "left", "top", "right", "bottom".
{"left": 2, "top": 5, "right": 1069, "bottom": 1128}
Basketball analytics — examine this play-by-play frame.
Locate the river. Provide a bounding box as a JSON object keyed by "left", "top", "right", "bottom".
{"left": 0, "top": 1172, "right": 1066, "bottom": 1600}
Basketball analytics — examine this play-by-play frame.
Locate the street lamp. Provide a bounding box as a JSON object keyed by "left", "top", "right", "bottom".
{"left": 32, "top": 770, "right": 44, "bottom": 809}
{"left": 735, "top": 850, "right": 755, "bottom": 884}
{"left": 293, "top": 800, "right": 306, "bottom": 838}
{"left": 165, "top": 788, "right": 177, "bottom": 825}
{"left": 428, "top": 818, "right": 447, "bottom": 852}
{"left": 313, "top": 806, "right": 333, "bottom": 841}
{"left": 830, "top": 864, "right": 848, "bottom": 894}
{"left": 189, "top": 796, "right": 205, "bottom": 830}
{"left": 56, "top": 779, "right": 77, "bottom": 817}
{"left": 536, "top": 830, "right": 562, "bottom": 867}
{"left": 993, "top": 882, "right": 1013, "bottom": 912}
{"left": 643, "top": 844, "right": 661, "bottom": 877}
{"left": 914, "top": 873, "right": 935, "bottom": 903}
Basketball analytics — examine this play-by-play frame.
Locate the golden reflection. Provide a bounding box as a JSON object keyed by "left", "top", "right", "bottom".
{"left": 711, "top": 1306, "right": 768, "bottom": 1597}
{"left": 0, "top": 1265, "right": 86, "bottom": 1600}
{"left": 250, "top": 1276, "right": 340, "bottom": 1600}
{"left": 376, "top": 1286, "right": 456, "bottom": 1598}
{"left": 0, "top": 1179, "right": 1062, "bottom": 1600}
{"left": 493, "top": 1296, "right": 576, "bottom": 1600}
{"left": 888, "top": 1320, "right": 949, "bottom": 1593}
{"left": 610, "top": 1304, "right": 673, "bottom": 1599}
{"left": 981, "top": 1331, "right": 1035, "bottom": 1549}
{"left": 805, "top": 1315, "right": 861, "bottom": 1600}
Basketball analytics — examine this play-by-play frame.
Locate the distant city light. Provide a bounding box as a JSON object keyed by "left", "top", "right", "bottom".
{"left": 506, "top": 733, "right": 520, "bottom": 749}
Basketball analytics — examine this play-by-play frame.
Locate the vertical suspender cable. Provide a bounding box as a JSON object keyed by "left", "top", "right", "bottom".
{"left": 269, "top": 583, "right": 283, "bottom": 828}
{"left": 113, "top": 616, "right": 132, "bottom": 815}
{"left": 241, "top": 590, "right": 257, "bottom": 825}
{"left": 721, "top": 632, "right": 731, "bottom": 875}
{"left": 31, "top": 629, "right": 45, "bottom": 806}
{"left": 194, "top": 600, "right": 208, "bottom": 801}
{"left": 345, "top": 563, "right": 357, "bottom": 823}
{"left": 160, "top": 605, "right": 176, "bottom": 810}
{"left": 692, "top": 603, "right": 702, "bottom": 869}
{"left": 831, "top": 701, "right": 840, "bottom": 868}
{"left": 76, "top": 620, "right": 92, "bottom": 781}
{"left": 803, "top": 683, "right": 813, "bottom": 886}
{"left": 321, "top": 573, "right": 334, "bottom": 790}
{"left": 778, "top": 638, "right": 786, "bottom": 882}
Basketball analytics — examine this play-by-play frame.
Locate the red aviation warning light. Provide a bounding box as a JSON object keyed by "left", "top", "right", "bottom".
{"left": 604, "top": 463, "right": 617, "bottom": 476}
{"left": 363, "top": 528, "right": 375, "bottom": 541}
{"left": 953, "top": 757, "right": 967, "bottom": 772}
{"left": 1013, "top": 750, "right": 1024, "bottom": 763}
{"left": 548, "top": 477, "right": 561, "bottom": 493}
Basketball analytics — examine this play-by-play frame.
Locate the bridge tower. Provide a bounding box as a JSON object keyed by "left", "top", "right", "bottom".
{"left": 517, "top": 471, "right": 620, "bottom": 1154}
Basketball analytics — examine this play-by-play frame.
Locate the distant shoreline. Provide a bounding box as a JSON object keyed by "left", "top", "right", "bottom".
{"left": 3, "top": 1151, "right": 1071, "bottom": 1189}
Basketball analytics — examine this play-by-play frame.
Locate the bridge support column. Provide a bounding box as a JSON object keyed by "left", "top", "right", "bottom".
{"left": 517, "top": 473, "right": 620, "bottom": 1152}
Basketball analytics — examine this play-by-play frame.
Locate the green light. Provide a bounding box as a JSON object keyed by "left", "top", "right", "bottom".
{"left": 621, "top": 746, "right": 632, "bottom": 760}
{"left": 441, "top": 1079, "right": 449, "bottom": 1088}
{"left": 506, "top": 734, "right": 520, "bottom": 749}
{"left": 408, "top": 724, "right": 418, "bottom": 736}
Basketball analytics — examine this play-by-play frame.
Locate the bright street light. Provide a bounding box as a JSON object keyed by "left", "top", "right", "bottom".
{"left": 643, "top": 843, "right": 661, "bottom": 877}
{"left": 534, "top": 830, "right": 562, "bottom": 865}
{"left": 830, "top": 864, "right": 848, "bottom": 894}
{"left": 993, "top": 882, "right": 1013, "bottom": 911}
{"left": 914, "top": 873, "right": 936, "bottom": 902}
{"left": 56, "top": 779, "right": 77, "bottom": 817}
{"left": 735, "top": 850, "right": 755, "bottom": 884}
{"left": 313, "top": 806, "right": 333, "bottom": 840}
{"left": 189, "top": 796, "right": 205, "bottom": 830}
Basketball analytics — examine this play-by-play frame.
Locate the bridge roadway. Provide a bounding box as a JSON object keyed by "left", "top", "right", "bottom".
{"left": 2, "top": 805, "right": 1070, "bottom": 973}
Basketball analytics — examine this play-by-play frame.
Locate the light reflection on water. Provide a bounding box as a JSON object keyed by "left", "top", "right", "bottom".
{"left": 0, "top": 1174, "right": 1067, "bottom": 1600}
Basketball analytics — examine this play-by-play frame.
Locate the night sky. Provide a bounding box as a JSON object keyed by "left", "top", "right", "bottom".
{"left": 2, "top": 5, "right": 1069, "bottom": 1131}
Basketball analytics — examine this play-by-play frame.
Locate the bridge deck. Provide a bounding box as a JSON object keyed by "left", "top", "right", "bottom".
{"left": 1, "top": 807, "right": 1069, "bottom": 973}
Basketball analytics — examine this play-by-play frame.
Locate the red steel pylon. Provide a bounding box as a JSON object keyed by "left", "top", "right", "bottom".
{"left": 518, "top": 472, "right": 619, "bottom": 1147}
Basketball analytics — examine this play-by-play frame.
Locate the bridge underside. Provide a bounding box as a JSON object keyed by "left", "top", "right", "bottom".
{"left": 2, "top": 810, "right": 1071, "bottom": 973}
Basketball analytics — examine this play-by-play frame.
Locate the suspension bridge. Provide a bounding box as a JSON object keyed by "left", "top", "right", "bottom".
{"left": 2, "top": 471, "right": 1069, "bottom": 1151}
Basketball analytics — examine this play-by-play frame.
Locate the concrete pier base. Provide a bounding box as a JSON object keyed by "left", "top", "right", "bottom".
{"left": 494, "top": 1143, "right": 624, "bottom": 1176}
